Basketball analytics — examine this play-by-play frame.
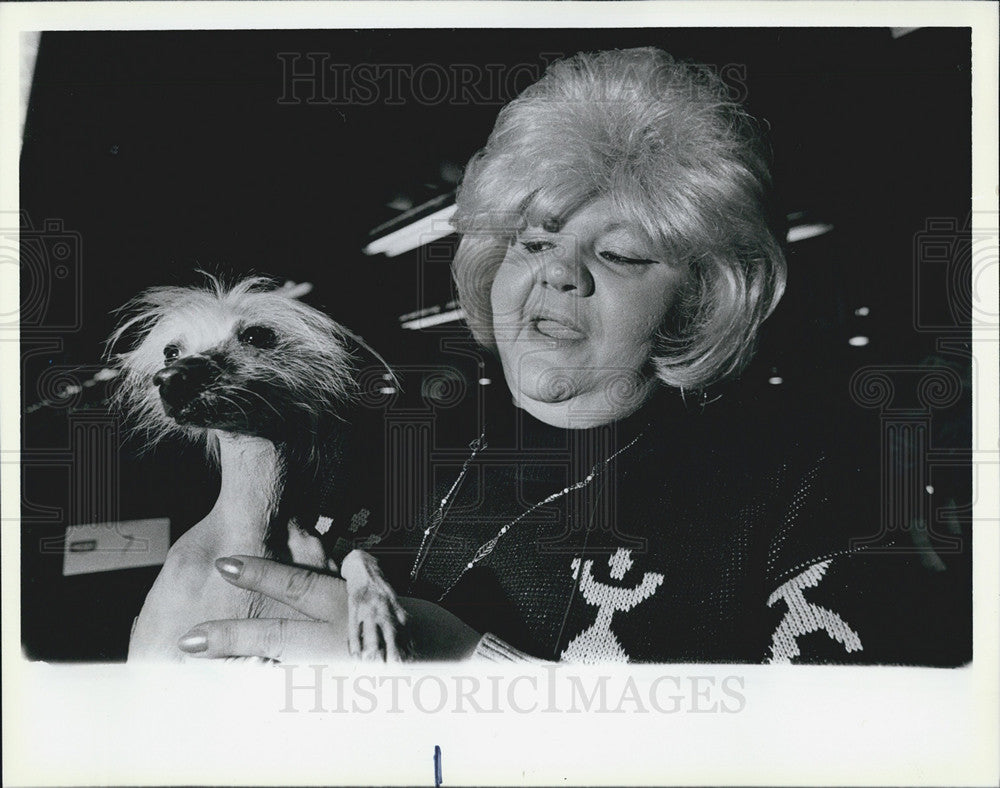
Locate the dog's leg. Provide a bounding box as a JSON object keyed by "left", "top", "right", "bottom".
{"left": 340, "top": 549, "right": 410, "bottom": 662}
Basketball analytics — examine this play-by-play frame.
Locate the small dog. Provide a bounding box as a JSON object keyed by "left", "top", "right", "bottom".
{"left": 109, "top": 273, "right": 406, "bottom": 662}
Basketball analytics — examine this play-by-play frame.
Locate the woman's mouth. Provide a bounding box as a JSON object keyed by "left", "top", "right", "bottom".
{"left": 531, "top": 316, "right": 586, "bottom": 341}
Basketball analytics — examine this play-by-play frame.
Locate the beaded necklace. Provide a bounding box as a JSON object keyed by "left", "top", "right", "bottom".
{"left": 409, "top": 428, "right": 644, "bottom": 601}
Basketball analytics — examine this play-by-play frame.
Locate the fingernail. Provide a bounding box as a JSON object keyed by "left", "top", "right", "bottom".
{"left": 178, "top": 629, "right": 208, "bottom": 653}
{"left": 215, "top": 556, "right": 243, "bottom": 579}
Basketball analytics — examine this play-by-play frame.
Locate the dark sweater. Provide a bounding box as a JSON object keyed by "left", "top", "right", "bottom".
{"left": 314, "top": 356, "right": 969, "bottom": 665}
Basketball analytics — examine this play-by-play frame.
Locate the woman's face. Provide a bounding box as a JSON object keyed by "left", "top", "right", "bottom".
{"left": 490, "top": 197, "right": 690, "bottom": 428}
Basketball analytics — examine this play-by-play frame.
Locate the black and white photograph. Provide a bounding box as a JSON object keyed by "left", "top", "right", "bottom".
{"left": 3, "top": 2, "right": 998, "bottom": 785}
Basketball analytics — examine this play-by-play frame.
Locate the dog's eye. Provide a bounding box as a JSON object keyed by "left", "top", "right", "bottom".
{"left": 238, "top": 325, "right": 278, "bottom": 349}
{"left": 163, "top": 344, "right": 180, "bottom": 362}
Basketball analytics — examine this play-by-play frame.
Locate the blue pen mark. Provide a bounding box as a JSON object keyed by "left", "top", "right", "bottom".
{"left": 433, "top": 745, "right": 443, "bottom": 787}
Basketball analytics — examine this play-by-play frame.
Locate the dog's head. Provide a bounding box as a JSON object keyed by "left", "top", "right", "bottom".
{"left": 108, "top": 274, "right": 359, "bottom": 455}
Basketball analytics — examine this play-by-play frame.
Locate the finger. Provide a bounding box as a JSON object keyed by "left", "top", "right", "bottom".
{"left": 360, "top": 619, "right": 382, "bottom": 662}
{"left": 394, "top": 605, "right": 408, "bottom": 626}
{"left": 216, "top": 556, "right": 347, "bottom": 621}
{"left": 382, "top": 622, "right": 402, "bottom": 663}
{"left": 179, "top": 619, "right": 349, "bottom": 662}
{"left": 348, "top": 606, "right": 361, "bottom": 658}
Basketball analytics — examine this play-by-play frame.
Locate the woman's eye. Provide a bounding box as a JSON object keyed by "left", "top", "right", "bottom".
{"left": 521, "top": 239, "right": 558, "bottom": 254}
{"left": 599, "top": 250, "right": 659, "bottom": 266}
{"left": 163, "top": 344, "right": 180, "bottom": 362}
{"left": 238, "top": 325, "right": 278, "bottom": 349}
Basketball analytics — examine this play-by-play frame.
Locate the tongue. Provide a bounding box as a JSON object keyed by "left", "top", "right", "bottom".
{"left": 536, "top": 320, "right": 585, "bottom": 340}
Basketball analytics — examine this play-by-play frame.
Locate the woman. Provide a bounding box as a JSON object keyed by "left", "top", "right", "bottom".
{"left": 172, "top": 48, "right": 916, "bottom": 664}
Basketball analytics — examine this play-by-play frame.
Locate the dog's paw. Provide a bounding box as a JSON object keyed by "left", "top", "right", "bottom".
{"left": 341, "top": 550, "right": 410, "bottom": 662}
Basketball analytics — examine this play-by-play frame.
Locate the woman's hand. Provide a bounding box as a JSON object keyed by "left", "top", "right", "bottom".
{"left": 177, "top": 556, "right": 481, "bottom": 662}
{"left": 176, "top": 555, "right": 352, "bottom": 662}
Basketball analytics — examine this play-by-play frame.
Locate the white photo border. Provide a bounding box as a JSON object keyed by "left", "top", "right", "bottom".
{"left": 2, "top": 3, "right": 997, "bottom": 786}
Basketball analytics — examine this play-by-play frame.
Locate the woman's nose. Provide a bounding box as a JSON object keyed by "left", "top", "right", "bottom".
{"left": 540, "top": 247, "right": 594, "bottom": 296}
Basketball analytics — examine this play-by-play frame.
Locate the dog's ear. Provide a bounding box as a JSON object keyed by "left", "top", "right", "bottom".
{"left": 105, "top": 309, "right": 149, "bottom": 361}
{"left": 105, "top": 303, "right": 161, "bottom": 366}
{"left": 104, "top": 285, "right": 196, "bottom": 362}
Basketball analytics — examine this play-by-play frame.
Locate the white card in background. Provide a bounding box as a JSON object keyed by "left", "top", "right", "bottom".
{"left": 62, "top": 518, "right": 171, "bottom": 576}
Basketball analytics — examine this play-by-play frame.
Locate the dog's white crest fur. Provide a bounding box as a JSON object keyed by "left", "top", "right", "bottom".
{"left": 108, "top": 272, "right": 357, "bottom": 462}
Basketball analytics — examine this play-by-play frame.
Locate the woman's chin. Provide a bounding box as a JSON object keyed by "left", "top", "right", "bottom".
{"left": 510, "top": 373, "right": 657, "bottom": 429}
{"left": 512, "top": 374, "right": 579, "bottom": 405}
{"left": 502, "top": 355, "right": 582, "bottom": 403}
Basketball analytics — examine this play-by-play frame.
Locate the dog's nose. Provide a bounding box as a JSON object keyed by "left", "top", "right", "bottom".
{"left": 153, "top": 356, "right": 216, "bottom": 407}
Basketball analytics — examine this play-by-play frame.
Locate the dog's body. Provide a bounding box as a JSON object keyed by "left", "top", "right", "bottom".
{"left": 111, "top": 275, "right": 402, "bottom": 662}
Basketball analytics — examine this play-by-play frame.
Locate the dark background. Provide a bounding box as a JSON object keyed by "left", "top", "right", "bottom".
{"left": 19, "top": 28, "right": 972, "bottom": 661}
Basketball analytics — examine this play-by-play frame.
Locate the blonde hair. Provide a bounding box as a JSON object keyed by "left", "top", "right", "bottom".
{"left": 452, "top": 47, "right": 786, "bottom": 389}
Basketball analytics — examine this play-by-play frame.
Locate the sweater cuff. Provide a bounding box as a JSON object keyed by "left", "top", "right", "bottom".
{"left": 472, "top": 633, "right": 544, "bottom": 663}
